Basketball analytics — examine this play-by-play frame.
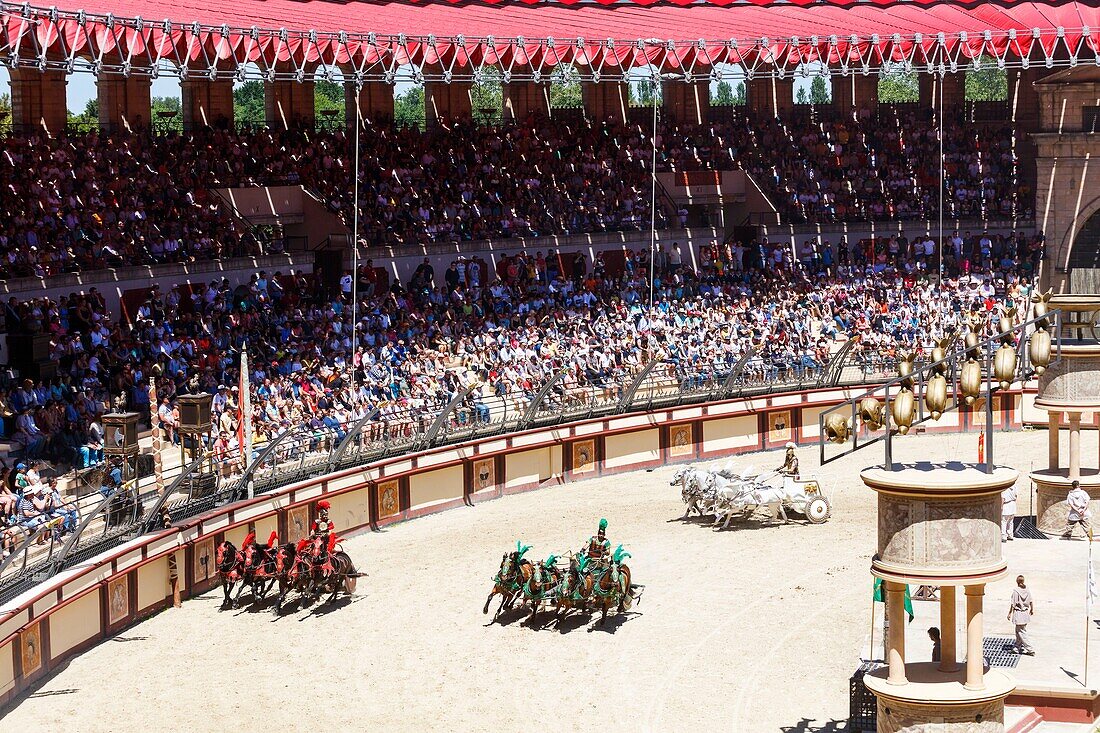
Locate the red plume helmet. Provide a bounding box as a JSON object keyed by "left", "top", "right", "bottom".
{"left": 317, "top": 500, "right": 331, "bottom": 511}
{"left": 242, "top": 531, "right": 256, "bottom": 548}
{"left": 267, "top": 531, "right": 279, "bottom": 548}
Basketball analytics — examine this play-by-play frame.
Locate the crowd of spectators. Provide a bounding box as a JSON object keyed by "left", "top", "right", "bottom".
{"left": 0, "top": 111, "right": 1031, "bottom": 278}
{"left": 0, "top": 228, "right": 1041, "bottom": 511}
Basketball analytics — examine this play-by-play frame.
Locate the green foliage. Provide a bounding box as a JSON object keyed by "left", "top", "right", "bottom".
{"left": 233, "top": 81, "right": 266, "bottom": 128}
{"left": 879, "top": 67, "right": 920, "bottom": 103}
{"left": 67, "top": 98, "right": 98, "bottom": 128}
{"left": 549, "top": 66, "right": 582, "bottom": 109}
{"left": 471, "top": 68, "right": 502, "bottom": 123}
{"left": 965, "top": 58, "right": 1008, "bottom": 102}
{"left": 315, "top": 79, "right": 346, "bottom": 126}
{"left": 810, "top": 76, "right": 831, "bottom": 105}
{"left": 151, "top": 95, "right": 182, "bottom": 132}
{"left": 0, "top": 93, "right": 10, "bottom": 124}
{"left": 795, "top": 76, "right": 831, "bottom": 106}
{"left": 394, "top": 86, "right": 425, "bottom": 129}
{"left": 629, "top": 78, "right": 660, "bottom": 107}
{"left": 712, "top": 80, "right": 746, "bottom": 106}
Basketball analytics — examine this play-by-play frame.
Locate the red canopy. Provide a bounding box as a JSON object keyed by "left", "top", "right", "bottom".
{"left": 3, "top": 0, "right": 1098, "bottom": 76}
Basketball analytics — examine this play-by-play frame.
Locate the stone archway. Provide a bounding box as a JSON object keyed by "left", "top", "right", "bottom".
{"left": 1069, "top": 207, "right": 1100, "bottom": 292}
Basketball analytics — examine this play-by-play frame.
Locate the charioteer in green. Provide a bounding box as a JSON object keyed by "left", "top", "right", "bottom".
{"left": 579, "top": 518, "right": 612, "bottom": 568}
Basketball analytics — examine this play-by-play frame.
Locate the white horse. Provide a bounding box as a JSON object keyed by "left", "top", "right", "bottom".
{"left": 708, "top": 470, "right": 810, "bottom": 530}
{"left": 670, "top": 466, "right": 717, "bottom": 518}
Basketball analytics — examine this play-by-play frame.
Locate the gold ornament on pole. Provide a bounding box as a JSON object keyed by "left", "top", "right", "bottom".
{"left": 824, "top": 412, "right": 852, "bottom": 444}
{"left": 859, "top": 397, "right": 885, "bottom": 431}
{"left": 892, "top": 352, "right": 917, "bottom": 434}
{"left": 924, "top": 336, "right": 953, "bottom": 420}
{"left": 960, "top": 315, "right": 984, "bottom": 405}
{"left": 1028, "top": 289, "right": 1054, "bottom": 375}
{"left": 993, "top": 306, "right": 1019, "bottom": 390}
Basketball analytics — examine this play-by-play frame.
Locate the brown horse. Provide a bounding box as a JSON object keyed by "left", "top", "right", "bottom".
{"left": 590, "top": 562, "right": 633, "bottom": 627}
{"left": 238, "top": 532, "right": 281, "bottom": 606}
{"left": 554, "top": 554, "right": 595, "bottom": 623}
{"left": 483, "top": 548, "right": 534, "bottom": 622}
{"left": 521, "top": 557, "right": 562, "bottom": 624}
{"left": 214, "top": 540, "right": 243, "bottom": 609}
{"left": 293, "top": 535, "right": 358, "bottom": 606}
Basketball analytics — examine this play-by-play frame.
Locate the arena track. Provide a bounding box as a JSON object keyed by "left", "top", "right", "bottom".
{"left": 0, "top": 433, "right": 1039, "bottom": 732}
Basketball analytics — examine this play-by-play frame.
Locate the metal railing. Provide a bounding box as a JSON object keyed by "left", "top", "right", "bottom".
{"left": 0, "top": 341, "right": 885, "bottom": 604}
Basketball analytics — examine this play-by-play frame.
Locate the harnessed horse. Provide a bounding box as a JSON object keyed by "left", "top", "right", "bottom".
{"left": 215, "top": 540, "right": 244, "bottom": 609}
{"left": 483, "top": 546, "right": 534, "bottom": 622}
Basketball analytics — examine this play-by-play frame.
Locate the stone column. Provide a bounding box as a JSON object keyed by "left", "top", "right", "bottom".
{"left": 8, "top": 68, "right": 68, "bottom": 133}
{"left": 939, "top": 585, "right": 959, "bottom": 672}
{"left": 581, "top": 80, "right": 629, "bottom": 125}
{"left": 886, "top": 580, "right": 908, "bottom": 685}
{"left": 181, "top": 78, "right": 234, "bottom": 130}
{"left": 502, "top": 80, "right": 550, "bottom": 121}
{"left": 265, "top": 80, "right": 316, "bottom": 129}
{"left": 833, "top": 73, "right": 879, "bottom": 113}
{"left": 662, "top": 78, "right": 710, "bottom": 124}
{"left": 1049, "top": 411, "right": 1061, "bottom": 470}
{"left": 964, "top": 584, "right": 985, "bottom": 690}
{"left": 424, "top": 80, "right": 473, "bottom": 126}
{"left": 747, "top": 78, "right": 794, "bottom": 118}
{"left": 97, "top": 74, "right": 152, "bottom": 132}
{"left": 344, "top": 81, "right": 394, "bottom": 124}
{"left": 1069, "top": 411, "right": 1082, "bottom": 480}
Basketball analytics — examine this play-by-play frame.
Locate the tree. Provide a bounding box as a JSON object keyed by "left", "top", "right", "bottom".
{"left": 879, "top": 67, "right": 920, "bottom": 103}
{"left": 471, "top": 68, "right": 502, "bottom": 123}
{"left": 315, "top": 79, "right": 346, "bottom": 126}
{"left": 68, "top": 98, "right": 99, "bottom": 128}
{"left": 394, "top": 86, "right": 425, "bottom": 129}
{"left": 0, "top": 93, "right": 10, "bottom": 125}
{"left": 630, "top": 78, "right": 660, "bottom": 107}
{"left": 549, "top": 66, "right": 582, "bottom": 109}
{"left": 713, "top": 81, "right": 737, "bottom": 106}
{"left": 150, "top": 95, "right": 182, "bottom": 132}
{"left": 809, "top": 76, "right": 831, "bottom": 105}
{"left": 796, "top": 86, "right": 809, "bottom": 105}
{"left": 966, "top": 58, "right": 1008, "bottom": 101}
{"left": 233, "top": 81, "right": 266, "bottom": 128}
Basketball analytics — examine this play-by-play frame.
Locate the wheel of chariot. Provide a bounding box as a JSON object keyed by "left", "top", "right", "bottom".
{"left": 805, "top": 496, "right": 831, "bottom": 524}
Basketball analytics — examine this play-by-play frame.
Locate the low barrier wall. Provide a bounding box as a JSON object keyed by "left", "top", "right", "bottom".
{"left": 0, "top": 384, "right": 1040, "bottom": 709}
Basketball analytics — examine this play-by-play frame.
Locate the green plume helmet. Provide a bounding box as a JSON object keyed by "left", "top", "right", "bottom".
{"left": 515, "top": 541, "right": 532, "bottom": 559}
{"left": 598, "top": 518, "right": 608, "bottom": 532}
{"left": 612, "top": 544, "right": 631, "bottom": 563}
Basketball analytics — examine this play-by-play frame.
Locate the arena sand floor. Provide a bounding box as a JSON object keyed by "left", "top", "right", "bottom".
{"left": 0, "top": 429, "right": 1080, "bottom": 732}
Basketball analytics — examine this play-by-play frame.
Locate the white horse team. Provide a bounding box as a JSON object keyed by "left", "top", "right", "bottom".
{"left": 670, "top": 462, "right": 831, "bottom": 529}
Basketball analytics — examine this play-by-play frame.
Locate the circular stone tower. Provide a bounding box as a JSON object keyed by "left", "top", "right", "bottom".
{"left": 862, "top": 463, "right": 1016, "bottom": 732}
{"left": 1030, "top": 295, "right": 1100, "bottom": 534}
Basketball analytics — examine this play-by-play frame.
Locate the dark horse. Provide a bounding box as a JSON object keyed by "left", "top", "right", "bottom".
{"left": 483, "top": 546, "right": 534, "bottom": 622}
{"left": 238, "top": 532, "right": 281, "bottom": 606}
{"left": 215, "top": 539, "right": 244, "bottom": 609}
{"left": 276, "top": 535, "right": 357, "bottom": 611}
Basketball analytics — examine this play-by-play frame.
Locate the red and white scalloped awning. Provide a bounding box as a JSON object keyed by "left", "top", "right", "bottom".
{"left": 3, "top": 0, "right": 1100, "bottom": 76}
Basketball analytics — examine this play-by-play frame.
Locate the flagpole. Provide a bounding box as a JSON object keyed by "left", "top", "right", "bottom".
{"left": 869, "top": 591, "right": 877, "bottom": 662}
{"left": 1087, "top": 529, "right": 1094, "bottom": 688}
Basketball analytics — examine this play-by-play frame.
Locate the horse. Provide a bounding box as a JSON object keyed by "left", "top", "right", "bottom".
{"left": 295, "top": 534, "right": 358, "bottom": 606}
{"left": 554, "top": 554, "right": 595, "bottom": 623}
{"left": 237, "top": 531, "right": 281, "bottom": 607}
{"left": 483, "top": 544, "right": 534, "bottom": 622}
{"left": 521, "top": 556, "right": 562, "bottom": 624}
{"left": 214, "top": 539, "right": 244, "bottom": 609}
{"left": 587, "top": 546, "right": 636, "bottom": 627}
{"left": 272, "top": 540, "right": 307, "bottom": 613}
{"left": 670, "top": 466, "right": 714, "bottom": 518}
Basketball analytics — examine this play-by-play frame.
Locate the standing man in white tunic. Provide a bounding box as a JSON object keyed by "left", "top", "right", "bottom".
{"left": 1001, "top": 483, "right": 1017, "bottom": 542}
{"left": 1008, "top": 575, "right": 1036, "bottom": 656}
{"left": 1064, "top": 480, "right": 1093, "bottom": 539}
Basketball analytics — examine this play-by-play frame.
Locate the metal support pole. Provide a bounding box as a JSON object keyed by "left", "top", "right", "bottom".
{"left": 648, "top": 76, "right": 658, "bottom": 308}
{"left": 351, "top": 87, "right": 362, "bottom": 374}
{"left": 938, "top": 71, "right": 944, "bottom": 284}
